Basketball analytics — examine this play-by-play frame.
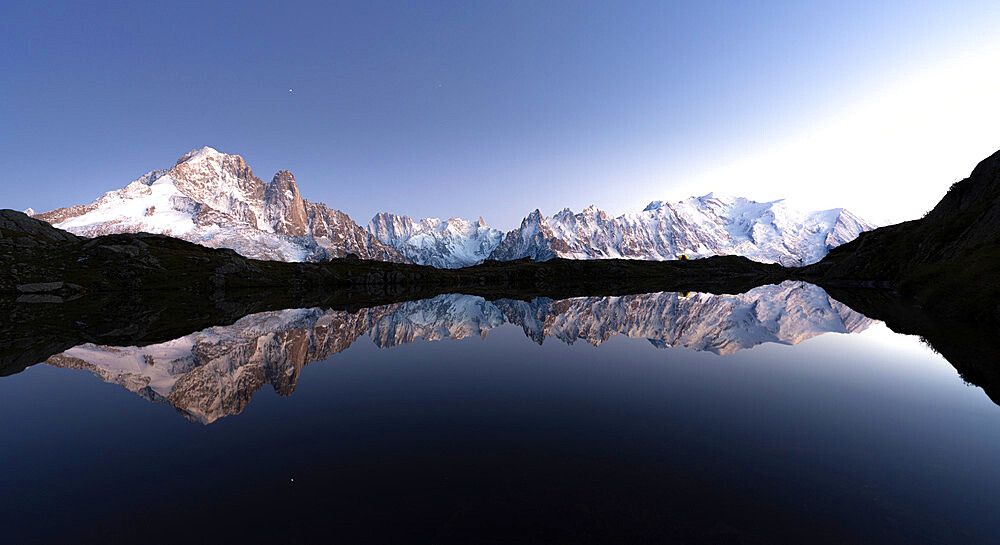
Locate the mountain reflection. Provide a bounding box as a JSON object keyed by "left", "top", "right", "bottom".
{"left": 43, "top": 281, "right": 871, "bottom": 423}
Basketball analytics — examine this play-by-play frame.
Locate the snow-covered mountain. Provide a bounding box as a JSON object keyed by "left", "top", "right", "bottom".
{"left": 367, "top": 212, "right": 504, "bottom": 267}
{"left": 489, "top": 194, "right": 876, "bottom": 266}
{"left": 32, "top": 147, "right": 873, "bottom": 266}
{"left": 42, "top": 282, "right": 872, "bottom": 423}
{"left": 33, "top": 147, "right": 407, "bottom": 262}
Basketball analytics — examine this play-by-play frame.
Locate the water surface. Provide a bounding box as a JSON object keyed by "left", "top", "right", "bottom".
{"left": 1, "top": 281, "right": 997, "bottom": 543}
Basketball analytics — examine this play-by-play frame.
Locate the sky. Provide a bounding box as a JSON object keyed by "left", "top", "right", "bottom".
{"left": 3, "top": 1, "right": 1000, "bottom": 229}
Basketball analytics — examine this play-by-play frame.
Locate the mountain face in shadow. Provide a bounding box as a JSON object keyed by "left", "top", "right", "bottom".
{"left": 39, "top": 282, "right": 870, "bottom": 424}
{"left": 804, "top": 149, "right": 1000, "bottom": 320}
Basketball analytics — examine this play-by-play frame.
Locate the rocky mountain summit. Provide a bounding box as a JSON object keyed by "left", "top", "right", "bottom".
{"left": 34, "top": 147, "right": 406, "bottom": 262}
{"left": 489, "top": 195, "right": 876, "bottom": 266}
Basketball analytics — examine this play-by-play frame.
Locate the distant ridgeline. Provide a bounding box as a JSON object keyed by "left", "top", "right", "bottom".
{"left": 27, "top": 147, "right": 875, "bottom": 268}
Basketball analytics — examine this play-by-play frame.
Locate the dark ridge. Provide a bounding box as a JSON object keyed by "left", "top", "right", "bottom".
{"left": 798, "top": 148, "right": 1000, "bottom": 321}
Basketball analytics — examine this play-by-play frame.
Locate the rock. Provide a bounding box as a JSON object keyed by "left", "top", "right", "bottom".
{"left": 16, "top": 294, "right": 66, "bottom": 303}
{"left": 0, "top": 210, "right": 79, "bottom": 242}
{"left": 17, "top": 282, "right": 67, "bottom": 293}
{"left": 95, "top": 244, "right": 141, "bottom": 258}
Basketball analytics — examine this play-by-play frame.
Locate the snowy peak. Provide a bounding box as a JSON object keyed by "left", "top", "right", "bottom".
{"left": 175, "top": 146, "right": 225, "bottom": 165}
{"left": 367, "top": 211, "right": 504, "bottom": 268}
{"left": 165, "top": 147, "right": 267, "bottom": 229}
{"left": 35, "top": 147, "right": 407, "bottom": 263}
{"left": 491, "top": 195, "right": 876, "bottom": 265}
{"left": 368, "top": 212, "right": 417, "bottom": 247}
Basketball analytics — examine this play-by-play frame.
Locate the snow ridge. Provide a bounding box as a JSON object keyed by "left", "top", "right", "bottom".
{"left": 489, "top": 194, "right": 876, "bottom": 266}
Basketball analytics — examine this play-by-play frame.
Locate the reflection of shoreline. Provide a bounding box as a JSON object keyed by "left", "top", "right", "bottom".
{"left": 45, "top": 282, "right": 871, "bottom": 424}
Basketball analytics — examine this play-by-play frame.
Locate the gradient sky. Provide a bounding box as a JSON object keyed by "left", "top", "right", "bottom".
{"left": 4, "top": 1, "right": 1000, "bottom": 229}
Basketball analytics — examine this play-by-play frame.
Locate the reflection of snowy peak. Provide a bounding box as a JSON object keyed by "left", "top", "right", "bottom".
{"left": 35, "top": 147, "right": 407, "bottom": 262}
{"left": 489, "top": 194, "right": 875, "bottom": 266}
{"left": 46, "top": 306, "right": 399, "bottom": 423}
{"left": 496, "top": 282, "right": 871, "bottom": 354}
{"left": 369, "top": 294, "right": 508, "bottom": 346}
{"left": 44, "top": 282, "right": 872, "bottom": 423}
{"left": 367, "top": 213, "right": 503, "bottom": 267}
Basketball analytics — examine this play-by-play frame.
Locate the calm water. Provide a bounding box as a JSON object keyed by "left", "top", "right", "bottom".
{"left": 2, "top": 282, "right": 998, "bottom": 543}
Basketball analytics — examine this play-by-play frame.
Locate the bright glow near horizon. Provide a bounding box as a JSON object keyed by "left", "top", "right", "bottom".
{"left": 674, "top": 45, "right": 1000, "bottom": 225}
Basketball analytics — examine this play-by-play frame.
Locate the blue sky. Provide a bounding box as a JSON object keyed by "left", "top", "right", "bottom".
{"left": 3, "top": 1, "right": 1000, "bottom": 228}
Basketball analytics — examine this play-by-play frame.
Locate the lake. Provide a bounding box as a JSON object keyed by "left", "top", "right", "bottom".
{"left": 2, "top": 281, "right": 998, "bottom": 543}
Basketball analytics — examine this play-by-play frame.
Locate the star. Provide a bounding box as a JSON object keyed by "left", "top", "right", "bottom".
{"left": 288, "top": 89, "right": 293, "bottom": 93}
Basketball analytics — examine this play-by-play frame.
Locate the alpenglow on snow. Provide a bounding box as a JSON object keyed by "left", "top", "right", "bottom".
{"left": 486, "top": 194, "right": 876, "bottom": 267}
{"left": 33, "top": 147, "right": 406, "bottom": 262}
{"left": 31, "top": 147, "right": 875, "bottom": 267}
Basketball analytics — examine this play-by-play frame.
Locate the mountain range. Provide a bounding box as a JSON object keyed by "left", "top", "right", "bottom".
{"left": 31, "top": 147, "right": 875, "bottom": 267}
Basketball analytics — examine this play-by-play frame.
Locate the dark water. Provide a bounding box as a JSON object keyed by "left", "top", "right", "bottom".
{"left": 2, "top": 282, "right": 998, "bottom": 544}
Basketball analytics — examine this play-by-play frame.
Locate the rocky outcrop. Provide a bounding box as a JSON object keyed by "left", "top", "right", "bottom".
{"left": 307, "top": 203, "right": 407, "bottom": 261}
{"left": 264, "top": 170, "right": 309, "bottom": 236}
{"left": 1, "top": 209, "right": 80, "bottom": 242}
{"left": 489, "top": 209, "right": 567, "bottom": 262}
